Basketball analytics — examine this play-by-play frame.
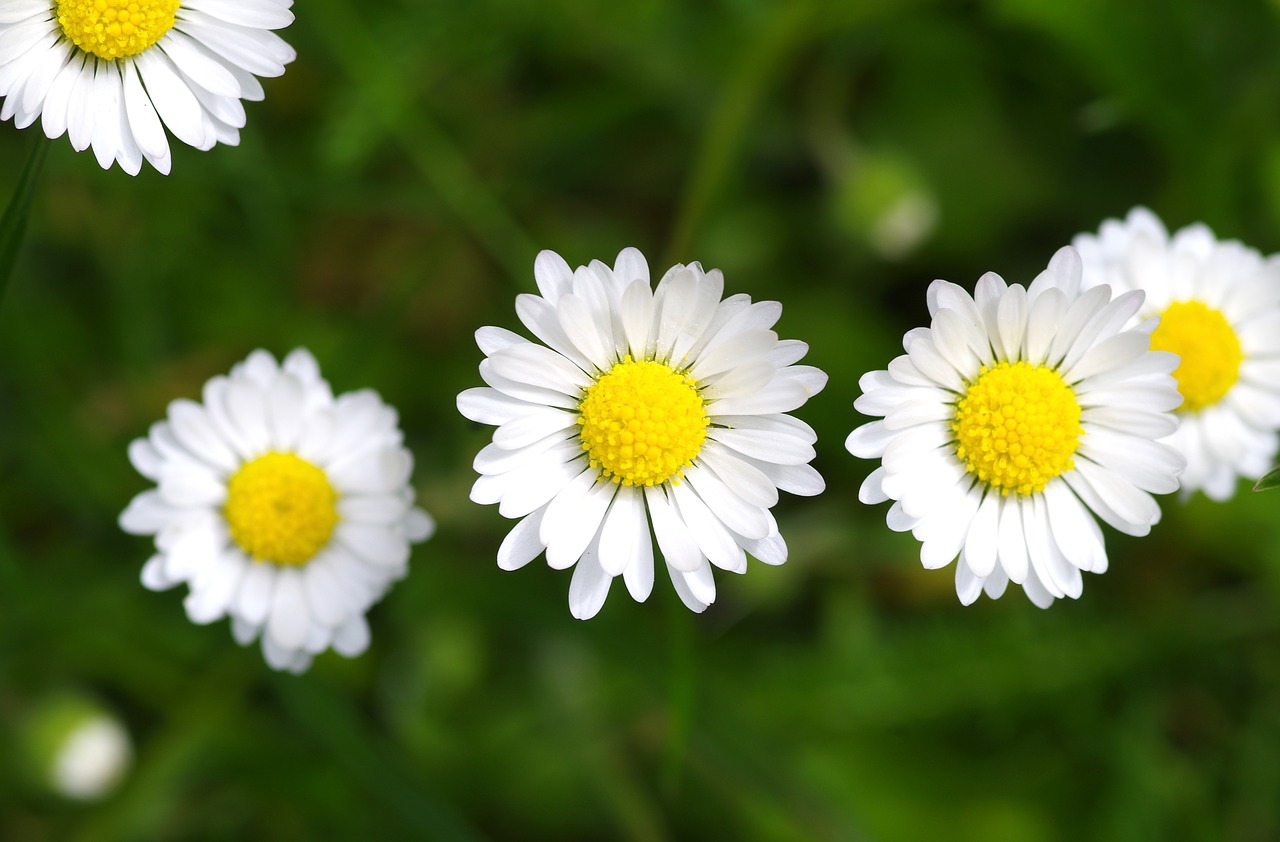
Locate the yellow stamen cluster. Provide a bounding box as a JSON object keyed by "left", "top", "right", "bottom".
{"left": 223, "top": 452, "right": 339, "bottom": 567}
{"left": 577, "top": 356, "right": 709, "bottom": 487}
{"left": 1149, "top": 300, "right": 1243, "bottom": 412}
{"left": 952, "top": 361, "right": 1084, "bottom": 497}
{"left": 56, "top": 0, "right": 180, "bottom": 61}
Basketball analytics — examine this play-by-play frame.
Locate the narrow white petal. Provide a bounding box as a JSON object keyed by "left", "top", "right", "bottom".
{"left": 962, "top": 492, "right": 1000, "bottom": 578}
{"left": 183, "top": 0, "right": 295, "bottom": 29}
{"left": 337, "top": 522, "right": 410, "bottom": 568}
{"left": 644, "top": 485, "right": 702, "bottom": 572}
{"left": 534, "top": 250, "right": 574, "bottom": 303}
{"left": 133, "top": 47, "right": 207, "bottom": 149}
{"left": 669, "top": 561, "right": 715, "bottom": 612}
{"left": 567, "top": 532, "right": 612, "bottom": 620}
{"left": 267, "top": 568, "right": 310, "bottom": 650}
{"left": 683, "top": 466, "right": 770, "bottom": 541}
{"left": 332, "top": 614, "right": 371, "bottom": 657}
{"left": 955, "top": 558, "right": 984, "bottom": 605}
{"left": 597, "top": 486, "right": 646, "bottom": 576}
{"left": 235, "top": 559, "right": 275, "bottom": 626}
{"left": 540, "top": 469, "right": 614, "bottom": 569}
{"left": 707, "top": 426, "right": 813, "bottom": 466}
{"left": 696, "top": 446, "right": 779, "bottom": 508}
{"left": 671, "top": 481, "right": 745, "bottom": 573}
{"left": 492, "top": 408, "right": 577, "bottom": 450}
{"left": 497, "top": 508, "right": 547, "bottom": 571}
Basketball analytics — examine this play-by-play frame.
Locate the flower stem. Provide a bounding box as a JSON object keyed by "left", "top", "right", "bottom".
{"left": 0, "top": 137, "right": 50, "bottom": 302}
{"left": 661, "top": 603, "right": 696, "bottom": 798}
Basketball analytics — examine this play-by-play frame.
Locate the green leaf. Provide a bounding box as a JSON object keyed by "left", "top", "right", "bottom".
{"left": 1254, "top": 466, "right": 1280, "bottom": 492}
{"left": 0, "top": 137, "right": 49, "bottom": 301}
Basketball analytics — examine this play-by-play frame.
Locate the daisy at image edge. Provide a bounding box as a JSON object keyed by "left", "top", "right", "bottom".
{"left": 120, "top": 349, "right": 434, "bottom": 673}
{"left": 0, "top": 0, "right": 295, "bottom": 174}
{"left": 1074, "top": 207, "right": 1280, "bottom": 501}
{"left": 847, "top": 246, "right": 1187, "bottom": 607}
{"left": 458, "top": 247, "right": 827, "bottom": 619}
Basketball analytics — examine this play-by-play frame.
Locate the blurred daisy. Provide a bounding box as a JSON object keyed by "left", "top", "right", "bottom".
{"left": 458, "top": 248, "right": 827, "bottom": 619}
{"left": 1074, "top": 207, "right": 1280, "bottom": 500}
{"left": 51, "top": 713, "right": 131, "bottom": 800}
{"left": 0, "top": 0, "right": 295, "bottom": 175}
{"left": 847, "top": 247, "right": 1186, "bottom": 607}
{"left": 120, "top": 349, "right": 434, "bottom": 673}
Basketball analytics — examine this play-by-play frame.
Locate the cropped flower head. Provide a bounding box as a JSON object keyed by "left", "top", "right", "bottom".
{"left": 1074, "top": 207, "right": 1280, "bottom": 500}
{"left": 120, "top": 349, "right": 434, "bottom": 673}
{"left": 0, "top": 0, "right": 295, "bottom": 174}
{"left": 847, "top": 247, "right": 1186, "bottom": 607}
{"left": 458, "top": 248, "right": 827, "bottom": 618}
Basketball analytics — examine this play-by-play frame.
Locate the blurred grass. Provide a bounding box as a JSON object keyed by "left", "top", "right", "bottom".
{"left": 3, "top": 0, "right": 1280, "bottom": 839}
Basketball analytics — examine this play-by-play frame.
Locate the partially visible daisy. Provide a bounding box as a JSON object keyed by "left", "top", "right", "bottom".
{"left": 458, "top": 248, "right": 827, "bottom": 619}
{"left": 120, "top": 349, "right": 434, "bottom": 673}
{"left": 847, "top": 246, "right": 1186, "bottom": 607}
{"left": 1074, "top": 207, "right": 1280, "bottom": 500}
{"left": 0, "top": 0, "right": 295, "bottom": 175}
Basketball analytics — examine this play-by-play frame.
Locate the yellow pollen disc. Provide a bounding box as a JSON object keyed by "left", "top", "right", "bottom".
{"left": 577, "top": 356, "right": 709, "bottom": 487}
{"left": 952, "top": 361, "right": 1084, "bottom": 497}
{"left": 56, "top": 0, "right": 180, "bottom": 61}
{"left": 1149, "top": 300, "right": 1243, "bottom": 412}
{"left": 223, "top": 452, "right": 339, "bottom": 567}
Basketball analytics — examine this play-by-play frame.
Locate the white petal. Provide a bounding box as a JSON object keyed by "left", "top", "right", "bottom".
{"left": 568, "top": 533, "right": 612, "bottom": 620}
{"left": 267, "top": 568, "right": 310, "bottom": 650}
{"left": 337, "top": 522, "right": 410, "bottom": 568}
{"left": 671, "top": 481, "right": 745, "bottom": 573}
{"left": 707, "top": 426, "right": 814, "bottom": 466}
{"left": 597, "top": 486, "right": 646, "bottom": 576}
{"left": 120, "top": 490, "right": 177, "bottom": 534}
{"left": 534, "top": 250, "right": 574, "bottom": 303}
{"left": 696, "top": 446, "right": 779, "bottom": 508}
{"left": 133, "top": 47, "right": 208, "bottom": 149}
{"left": 644, "top": 485, "right": 702, "bottom": 573}
{"left": 304, "top": 551, "right": 354, "bottom": 627}
{"left": 621, "top": 517, "right": 655, "bottom": 602}
{"left": 669, "top": 561, "right": 715, "bottom": 612}
{"left": 141, "top": 554, "right": 176, "bottom": 590}
{"left": 541, "top": 469, "right": 614, "bottom": 569}
{"left": 497, "top": 508, "right": 547, "bottom": 571}
{"left": 962, "top": 492, "right": 1000, "bottom": 578}
{"left": 684, "top": 466, "right": 770, "bottom": 541}
{"left": 489, "top": 343, "right": 591, "bottom": 397}
{"left": 332, "top": 613, "right": 371, "bottom": 657}
{"left": 494, "top": 448, "right": 584, "bottom": 519}
{"left": 183, "top": 0, "right": 295, "bottom": 29}
{"left": 996, "top": 496, "right": 1028, "bottom": 584}
{"left": 492, "top": 408, "right": 577, "bottom": 450}
{"left": 234, "top": 559, "right": 275, "bottom": 626}
{"left": 183, "top": 549, "right": 245, "bottom": 624}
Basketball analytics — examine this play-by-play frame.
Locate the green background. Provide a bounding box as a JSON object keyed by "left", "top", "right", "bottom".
{"left": 4, "top": 0, "right": 1280, "bottom": 839}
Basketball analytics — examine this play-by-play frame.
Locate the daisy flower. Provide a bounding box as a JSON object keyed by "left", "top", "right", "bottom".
{"left": 847, "top": 246, "right": 1186, "bottom": 607}
{"left": 120, "top": 349, "right": 434, "bottom": 673}
{"left": 457, "top": 248, "right": 827, "bottom": 619}
{"left": 1074, "top": 207, "right": 1280, "bottom": 500}
{"left": 0, "top": 0, "right": 295, "bottom": 175}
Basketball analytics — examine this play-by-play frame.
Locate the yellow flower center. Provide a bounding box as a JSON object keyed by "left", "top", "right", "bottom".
{"left": 952, "top": 361, "right": 1083, "bottom": 497}
{"left": 1149, "top": 300, "right": 1242, "bottom": 412}
{"left": 577, "top": 356, "right": 708, "bottom": 487}
{"left": 56, "top": 0, "right": 180, "bottom": 61}
{"left": 223, "top": 452, "right": 339, "bottom": 567}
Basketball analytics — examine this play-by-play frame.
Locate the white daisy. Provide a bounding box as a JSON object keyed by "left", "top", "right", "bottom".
{"left": 120, "top": 348, "right": 435, "bottom": 673}
{"left": 0, "top": 0, "right": 295, "bottom": 175}
{"left": 847, "top": 246, "right": 1186, "bottom": 607}
{"left": 1074, "top": 207, "right": 1280, "bottom": 500}
{"left": 457, "top": 248, "right": 827, "bottom": 619}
